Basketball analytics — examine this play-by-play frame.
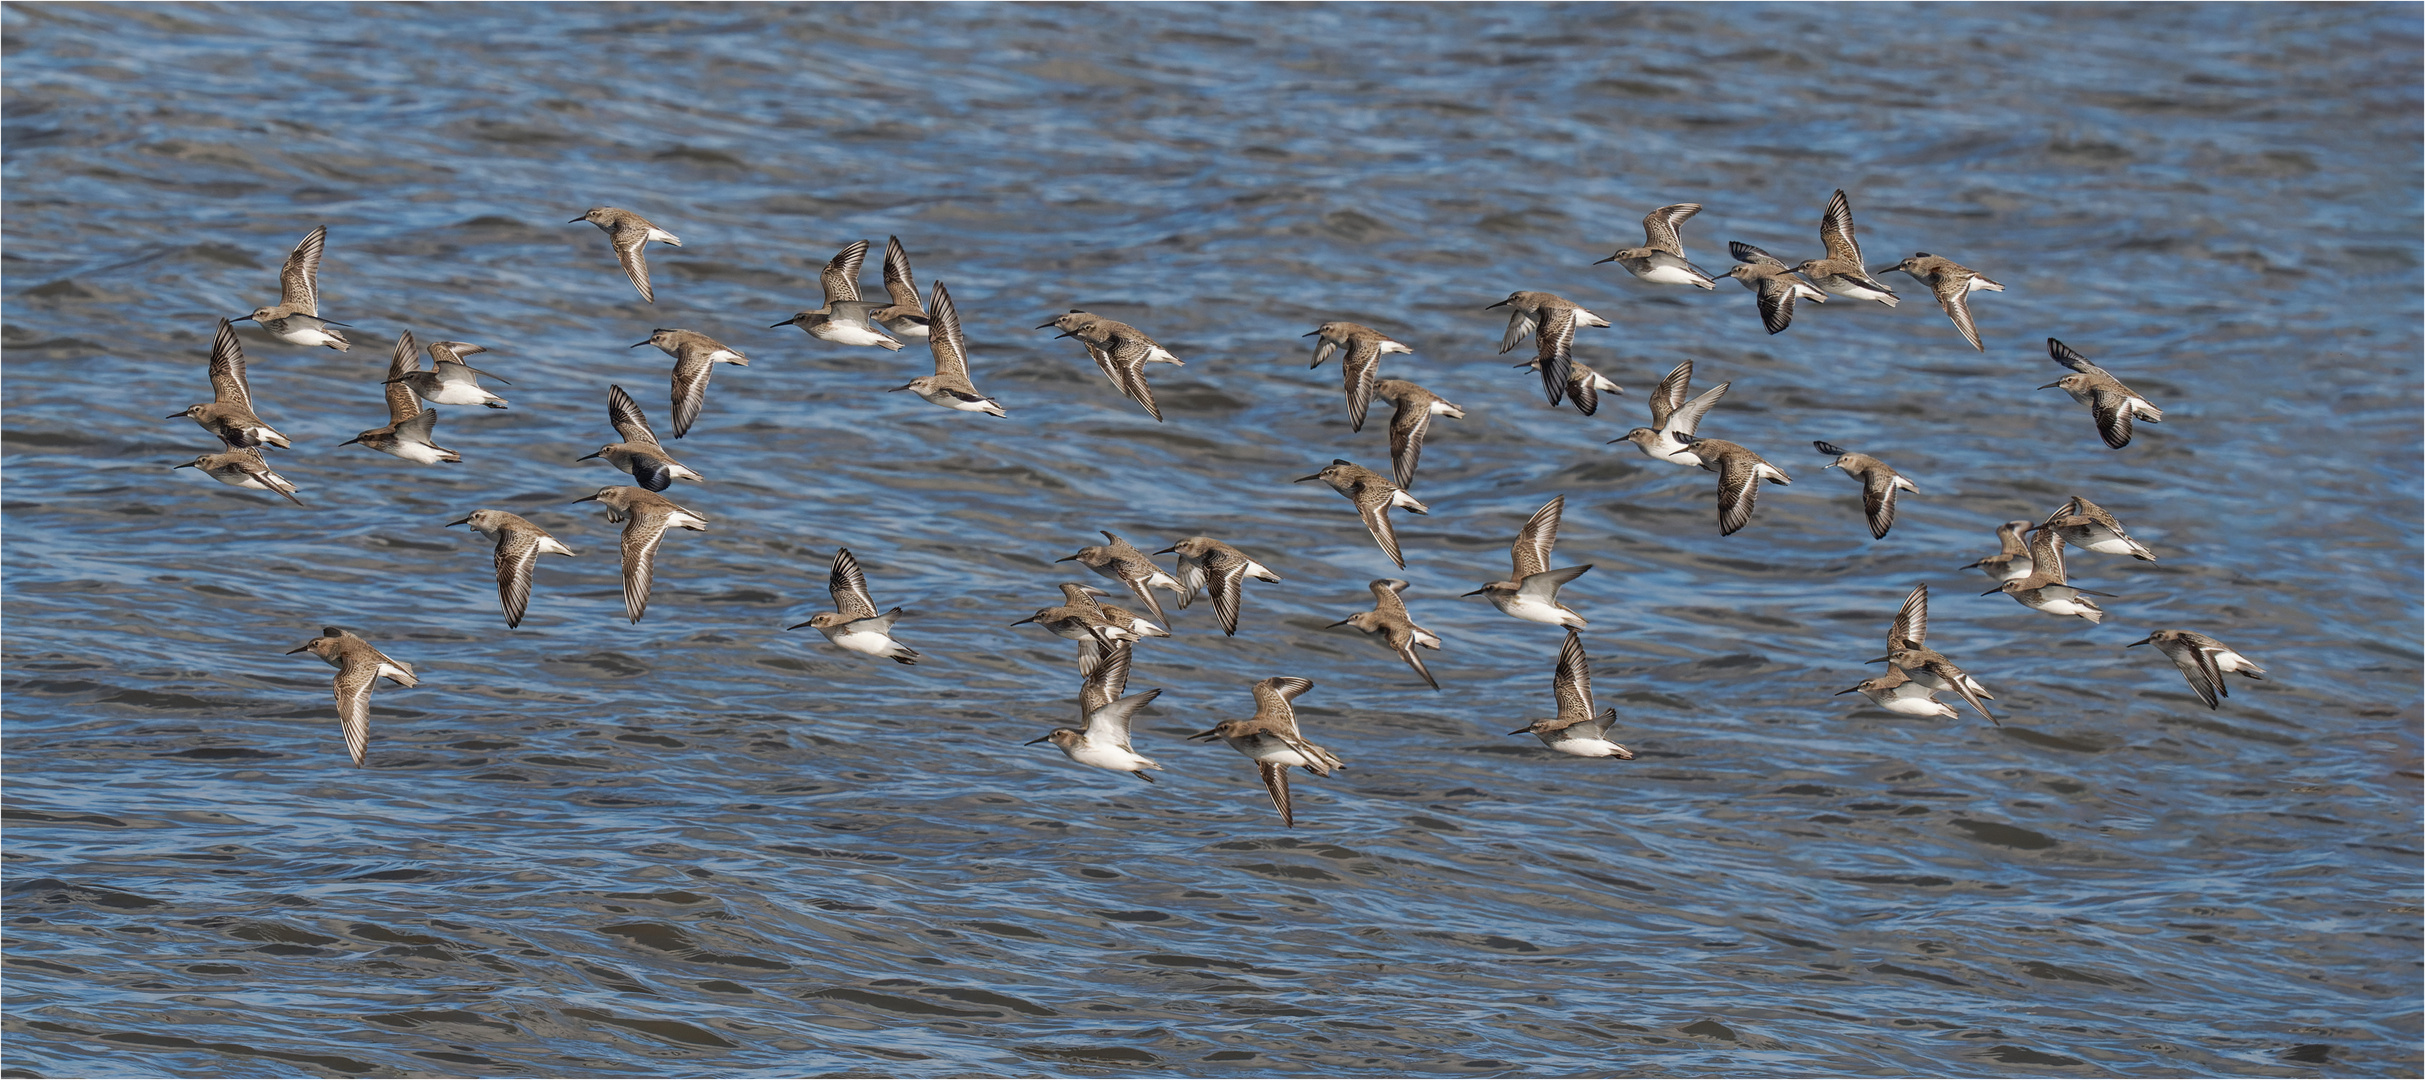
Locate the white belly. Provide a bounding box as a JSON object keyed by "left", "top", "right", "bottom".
{"left": 422, "top": 385, "right": 501, "bottom": 407}
{"left": 1542, "top": 734, "right": 1632, "bottom": 758}
{"left": 277, "top": 326, "right": 346, "bottom": 348}
{"left": 1069, "top": 743, "right": 1159, "bottom": 773}
{"left": 1632, "top": 261, "right": 1705, "bottom": 286}
{"left": 382, "top": 441, "right": 454, "bottom": 465}
{"left": 1230, "top": 735, "right": 1310, "bottom": 768}
{"left": 1831, "top": 281, "right": 1899, "bottom": 305}
{"left": 1875, "top": 692, "right": 1957, "bottom": 718}
{"left": 815, "top": 323, "right": 898, "bottom": 348}
{"left": 828, "top": 627, "right": 903, "bottom": 656}
{"left": 1493, "top": 594, "right": 1579, "bottom": 627}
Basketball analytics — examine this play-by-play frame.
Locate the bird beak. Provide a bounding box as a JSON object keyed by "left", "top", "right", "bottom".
{"left": 1591, "top": 254, "right": 1618, "bottom": 265}
{"left": 575, "top": 451, "right": 602, "bottom": 462}
{"left": 164, "top": 411, "right": 188, "bottom": 418}
{"left": 1300, "top": 330, "right": 1322, "bottom": 338}
{"left": 768, "top": 319, "right": 794, "bottom": 328}
{"left": 1053, "top": 331, "right": 1078, "bottom": 340}
{"left": 567, "top": 216, "right": 587, "bottom": 223}
{"left": 1485, "top": 299, "right": 1509, "bottom": 309}
{"left": 1153, "top": 546, "right": 1177, "bottom": 555}
{"left": 887, "top": 383, "right": 916, "bottom": 392}
{"left": 1009, "top": 616, "right": 1037, "bottom": 627}
{"left": 1834, "top": 686, "right": 1863, "bottom": 696}
{"left": 629, "top": 340, "right": 653, "bottom": 349}
{"left": 1022, "top": 734, "right": 1053, "bottom": 746}
{"left": 1460, "top": 587, "right": 1487, "bottom": 597}
{"left": 571, "top": 493, "right": 600, "bottom": 504}
{"left": 785, "top": 620, "right": 814, "bottom": 630}
{"left": 1980, "top": 586, "right": 2005, "bottom": 595}
{"left": 285, "top": 643, "right": 314, "bottom": 654}
{"left": 1864, "top": 655, "right": 1890, "bottom": 664}
{"left": 1325, "top": 617, "right": 1353, "bottom": 628}
{"left": 1055, "top": 554, "right": 1080, "bottom": 562}
{"left": 1292, "top": 474, "right": 1323, "bottom": 483}
{"left": 2125, "top": 637, "right": 2152, "bottom": 648}
{"left": 1035, "top": 321, "right": 1059, "bottom": 329}
{"left": 171, "top": 462, "right": 196, "bottom": 470}
{"left": 2036, "top": 381, "right": 2064, "bottom": 390}
{"left": 1506, "top": 725, "right": 1535, "bottom": 735}
{"left": 443, "top": 516, "right": 472, "bottom": 528}
{"left": 1187, "top": 728, "right": 1222, "bottom": 741}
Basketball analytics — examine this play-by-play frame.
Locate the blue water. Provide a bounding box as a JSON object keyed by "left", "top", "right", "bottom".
{"left": 5, "top": 3, "right": 2420, "bottom": 1076}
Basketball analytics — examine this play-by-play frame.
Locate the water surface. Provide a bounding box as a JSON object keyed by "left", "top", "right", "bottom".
{"left": 4, "top": 3, "right": 2420, "bottom": 1076}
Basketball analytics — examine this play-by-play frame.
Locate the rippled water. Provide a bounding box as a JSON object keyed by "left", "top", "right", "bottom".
{"left": 5, "top": 3, "right": 2421, "bottom": 1076}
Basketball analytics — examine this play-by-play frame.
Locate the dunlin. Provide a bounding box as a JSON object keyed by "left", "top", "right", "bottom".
{"left": 1870, "top": 583, "right": 1996, "bottom": 725}
{"left": 444, "top": 509, "right": 576, "bottom": 629}
{"left": 1042, "top": 310, "right": 1184, "bottom": 416}
{"left": 1791, "top": 190, "right": 1900, "bottom": 306}
{"left": 2041, "top": 338, "right": 2162, "bottom": 449}
{"left": 788, "top": 548, "right": 919, "bottom": 665}
{"left": 872, "top": 236, "right": 934, "bottom": 341}
{"left": 1611, "top": 360, "right": 1729, "bottom": 467}
{"left": 1097, "top": 329, "right": 1175, "bottom": 421}
{"left": 1511, "top": 355, "right": 1625, "bottom": 417}
{"left": 1490, "top": 291, "right": 1609, "bottom": 406}
{"left": 384, "top": 340, "right": 508, "bottom": 409}
{"left": 1011, "top": 588, "right": 1139, "bottom": 675}
{"left": 633, "top": 329, "right": 748, "bottom": 439}
{"left": 1813, "top": 440, "right": 1918, "bottom": 539}
{"left": 1464, "top": 495, "right": 1590, "bottom": 629}
{"left": 1961, "top": 520, "right": 2037, "bottom": 583}
{"left": 342, "top": 331, "right": 459, "bottom": 464}
{"left": 578, "top": 385, "right": 705, "bottom": 491}
{"left": 1722, "top": 242, "right": 1828, "bottom": 334}
{"left": 1595, "top": 203, "right": 1717, "bottom": 289}
{"left": 1328, "top": 578, "right": 1442, "bottom": 690}
{"left": 1986, "top": 516, "right": 2110, "bottom": 624}
{"left": 2043, "top": 495, "right": 2156, "bottom": 561}
{"left": 1509, "top": 629, "right": 1634, "bottom": 758}
{"left": 2127, "top": 629, "right": 2267, "bottom": 711}
{"left": 1373, "top": 378, "right": 1463, "bottom": 490}
{"left": 771, "top": 240, "right": 905, "bottom": 351}
{"left": 1157, "top": 536, "right": 1281, "bottom": 636}
{"left": 571, "top": 207, "right": 681, "bottom": 304}
{"left": 1836, "top": 666, "right": 1959, "bottom": 720}
{"left": 572, "top": 485, "right": 709, "bottom": 624}
{"left": 171, "top": 319, "right": 292, "bottom": 450}
{"left": 1673, "top": 432, "right": 1791, "bottom": 536}
{"left": 1295, "top": 459, "right": 1429, "bottom": 569}
{"left": 236, "top": 225, "right": 350, "bottom": 351}
{"left": 1027, "top": 641, "right": 1164, "bottom": 782}
{"left": 1068, "top": 583, "right": 1171, "bottom": 641}
{"left": 1305, "top": 321, "right": 1411, "bottom": 432}
{"left": 1058, "top": 530, "right": 1187, "bottom": 627}
{"left": 1189, "top": 676, "right": 1343, "bottom": 828}
{"left": 286, "top": 626, "right": 417, "bottom": 767}
{"left": 1881, "top": 252, "right": 2003, "bottom": 351}
{"left": 173, "top": 448, "right": 302, "bottom": 506}
{"left": 891, "top": 282, "right": 1006, "bottom": 416}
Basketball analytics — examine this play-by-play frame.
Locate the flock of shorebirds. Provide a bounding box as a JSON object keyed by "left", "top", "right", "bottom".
{"left": 173, "top": 191, "right": 2266, "bottom": 826}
